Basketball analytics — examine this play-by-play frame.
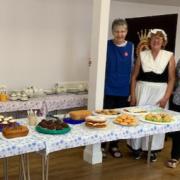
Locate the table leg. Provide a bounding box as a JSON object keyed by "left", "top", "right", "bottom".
{"left": 42, "top": 155, "right": 45, "bottom": 180}
{"left": 45, "top": 155, "right": 49, "bottom": 180}
{"left": 20, "top": 155, "right": 27, "bottom": 180}
{"left": 19, "top": 156, "right": 23, "bottom": 180}
{"left": 83, "top": 143, "right": 102, "bottom": 164}
{"left": 42, "top": 154, "right": 49, "bottom": 180}
{"left": 25, "top": 154, "right": 30, "bottom": 180}
{"left": 3, "top": 158, "right": 8, "bottom": 180}
{"left": 147, "top": 135, "right": 153, "bottom": 165}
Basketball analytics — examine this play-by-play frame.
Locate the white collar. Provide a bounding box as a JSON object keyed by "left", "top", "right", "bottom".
{"left": 114, "top": 41, "right": 127, "bottom": 47}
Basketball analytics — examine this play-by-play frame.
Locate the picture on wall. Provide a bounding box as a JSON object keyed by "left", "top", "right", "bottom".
{"left": 126, "top": 14, "right": 178, "bottom": 58}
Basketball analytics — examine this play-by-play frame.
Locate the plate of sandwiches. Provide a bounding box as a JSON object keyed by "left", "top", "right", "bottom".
{"left": 93, "top": 109, "right": 121, "bottom": 118}
{"left": 113, "top": 114, "right": 139, "bottom": 126}
{"left": 85, "top": 116, "right": 107, "bottom": 129}
{"left": 121, "top": 107, "right": 149, "bottom": 116}
{"left": 139, "top": 112, "right": 176, "bottom": 125}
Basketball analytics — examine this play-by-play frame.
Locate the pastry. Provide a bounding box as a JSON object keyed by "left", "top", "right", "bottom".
{"left": 0, "top": 115, "right": 4, "bottom": 119}
{"left": 85, "top": 116, "right": 107, "bottom": 128}
{"left": 69, "top": 110, "right": 92, "bottom": 120}
{"left": 95, "top": 109, "right": 120, "bottom": 115}
{"left": 145, "top": 113, "right": 173, "bottom": 123}
{"left": 2, "top": 125, "right": 29, "bottom": 139}
{"left": 0, "top": 116, "right": 18, "bottom": 130}
{"left": 114, "top": 114, "right": 138, "bottom": 126}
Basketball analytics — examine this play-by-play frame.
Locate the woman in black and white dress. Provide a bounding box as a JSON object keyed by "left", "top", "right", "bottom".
{"left": 128, "top": 29, "right": 176, "bottom": 162}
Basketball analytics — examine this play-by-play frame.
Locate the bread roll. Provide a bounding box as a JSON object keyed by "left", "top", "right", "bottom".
{"left": 69, "top": 110, "right": 91, "bottom": 120}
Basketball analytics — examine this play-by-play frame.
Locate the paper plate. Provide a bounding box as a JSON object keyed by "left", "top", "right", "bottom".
{"left": 92, "top": 111, "right": 121, "bottom": 119}
{"left": 120, "top": 108, "right": 149, "bottom": 116}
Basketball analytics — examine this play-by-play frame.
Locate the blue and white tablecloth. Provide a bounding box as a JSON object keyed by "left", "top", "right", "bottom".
{"left": 0, "top": 132, "right": 45, "bottom": 158}
{"left": 0, "top": 93, "right": 88, "bottom": 116}
{"left": 42, "top": 94, "right": 87, "bottom": 114}
{"left": 30, "top": 106, "right": 180, "bottom": 155}
{"left": 0, "top": 106, "right": 179, "bottom": 157}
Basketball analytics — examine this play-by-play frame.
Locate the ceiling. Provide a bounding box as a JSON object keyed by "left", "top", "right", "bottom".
{"left": 113, "top": 0, "right": 180, "bottom": 6}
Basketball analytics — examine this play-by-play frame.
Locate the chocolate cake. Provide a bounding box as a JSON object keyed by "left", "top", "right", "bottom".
{"left": 36, "top": 118, "right": 70, "bottom": 134}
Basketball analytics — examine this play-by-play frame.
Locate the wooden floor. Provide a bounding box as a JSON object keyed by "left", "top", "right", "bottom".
{"left": 0, "top": 138, "right": 180, "bottom": 180}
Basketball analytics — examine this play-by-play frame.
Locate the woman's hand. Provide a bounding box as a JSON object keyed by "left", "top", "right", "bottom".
{"left": 156, "top": 97, "right": 168, "bottom": 108}
{"left": 130, "top": 96, "right": 136, "bottom": 106}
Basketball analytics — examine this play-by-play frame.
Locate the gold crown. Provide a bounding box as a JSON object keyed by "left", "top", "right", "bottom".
{"left": 136, "top": 29, "right": 150, "bottom": 57}
{"left": 137, "top": 29, "right": 150, "bottom": 43}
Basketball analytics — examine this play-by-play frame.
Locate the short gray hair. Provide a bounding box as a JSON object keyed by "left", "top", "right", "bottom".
{"left": 112, "top": 19, "right": 128, "bottom": 31}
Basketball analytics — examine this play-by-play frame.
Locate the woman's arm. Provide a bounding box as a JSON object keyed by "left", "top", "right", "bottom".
{"left": 157, "top": 55, "right": 176, "bottom": 108}
{"left": 130, "top": 57, "right": 141, "bottom": 106}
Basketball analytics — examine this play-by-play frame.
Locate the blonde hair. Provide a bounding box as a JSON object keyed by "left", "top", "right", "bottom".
{"left": 148, "top": 30, "right": 168, "bottom": 49}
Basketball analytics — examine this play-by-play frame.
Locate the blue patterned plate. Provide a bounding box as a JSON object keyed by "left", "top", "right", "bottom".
{"left": 63, "top": 118, "right": 85, "bottom": 125}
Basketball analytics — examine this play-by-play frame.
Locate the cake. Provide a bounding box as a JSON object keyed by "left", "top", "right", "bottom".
{"left": 69, "top": 110, "right": 92, "bottom": 120}
{"left": 2, "top": 125, "right": 29, "bottom": 139}
{"left": 38, "top": 119, "right": 69, "bottom": 130}
{"left": 36, "top": 119, "right": 70, "bottom": 134}
{"left": 85, "top": 116, "right": 107, "bottom": 128}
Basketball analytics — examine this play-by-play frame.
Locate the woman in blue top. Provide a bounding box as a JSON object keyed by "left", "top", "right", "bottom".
{"left": 102, "top": 19, "right": 134, "bottom": 158}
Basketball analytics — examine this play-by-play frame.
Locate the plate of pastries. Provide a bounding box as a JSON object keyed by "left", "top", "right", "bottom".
{"left": 85, "top": 116, "right": 107, "bottom": 129}
{"left": 113, "top": 114, "right": 138, "bottom": 126}
{"left": 121, "top": 107, "right": 148, "bottom": 116}
{"left": 93, "top": 109, "right": 121, "bottom": 118}
{"left": 0, "top": 115, "right": 20, "bottom": 132}
{"left": 36, "top": 118, "right": 71, "bottom": 134}
{"left": 140, "top": 113, "right": 175, "bottom": 125}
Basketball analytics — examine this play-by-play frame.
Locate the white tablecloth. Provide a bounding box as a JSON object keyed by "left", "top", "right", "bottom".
{"left": 0, "top": 132, "right": 45, "bottom": 158}
{"left": 41, "top": 94, "right": 87, "bottom": 114}
{"left": 30, "top": 106, "right": 180, "bottom": 155}
{"left": 0, "top": 94, "right": 88, "bottom": 116}
{"left": 1, "top": 106, "right": 179, "bottom": 158}
{"left": 0, "top": 99, "right": 43, "bottom": 113}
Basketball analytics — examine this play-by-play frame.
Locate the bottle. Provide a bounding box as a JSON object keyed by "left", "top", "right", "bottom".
{"left": 27, "top": 110, "right": 37, "bottom": 126}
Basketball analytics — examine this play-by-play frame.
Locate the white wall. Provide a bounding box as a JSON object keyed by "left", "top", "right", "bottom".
{"left": 0, "top": 0, "right": 180, "bottom": 90}
{"left": 109, "top": 1, "right": 180, "bottom": 60}
{"left": 0, "top": 0, "right": 92, "bottom": 90}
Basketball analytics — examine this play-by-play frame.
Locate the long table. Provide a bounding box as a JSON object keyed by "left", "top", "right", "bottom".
{"left": 0, "top": 93, "right": 88, "bottom": 116}
{"left": 1, "top": 105, "right": 180, "bottom": 180}
{"left": 29, "top": 106, "right": 180, "bottom": 179}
